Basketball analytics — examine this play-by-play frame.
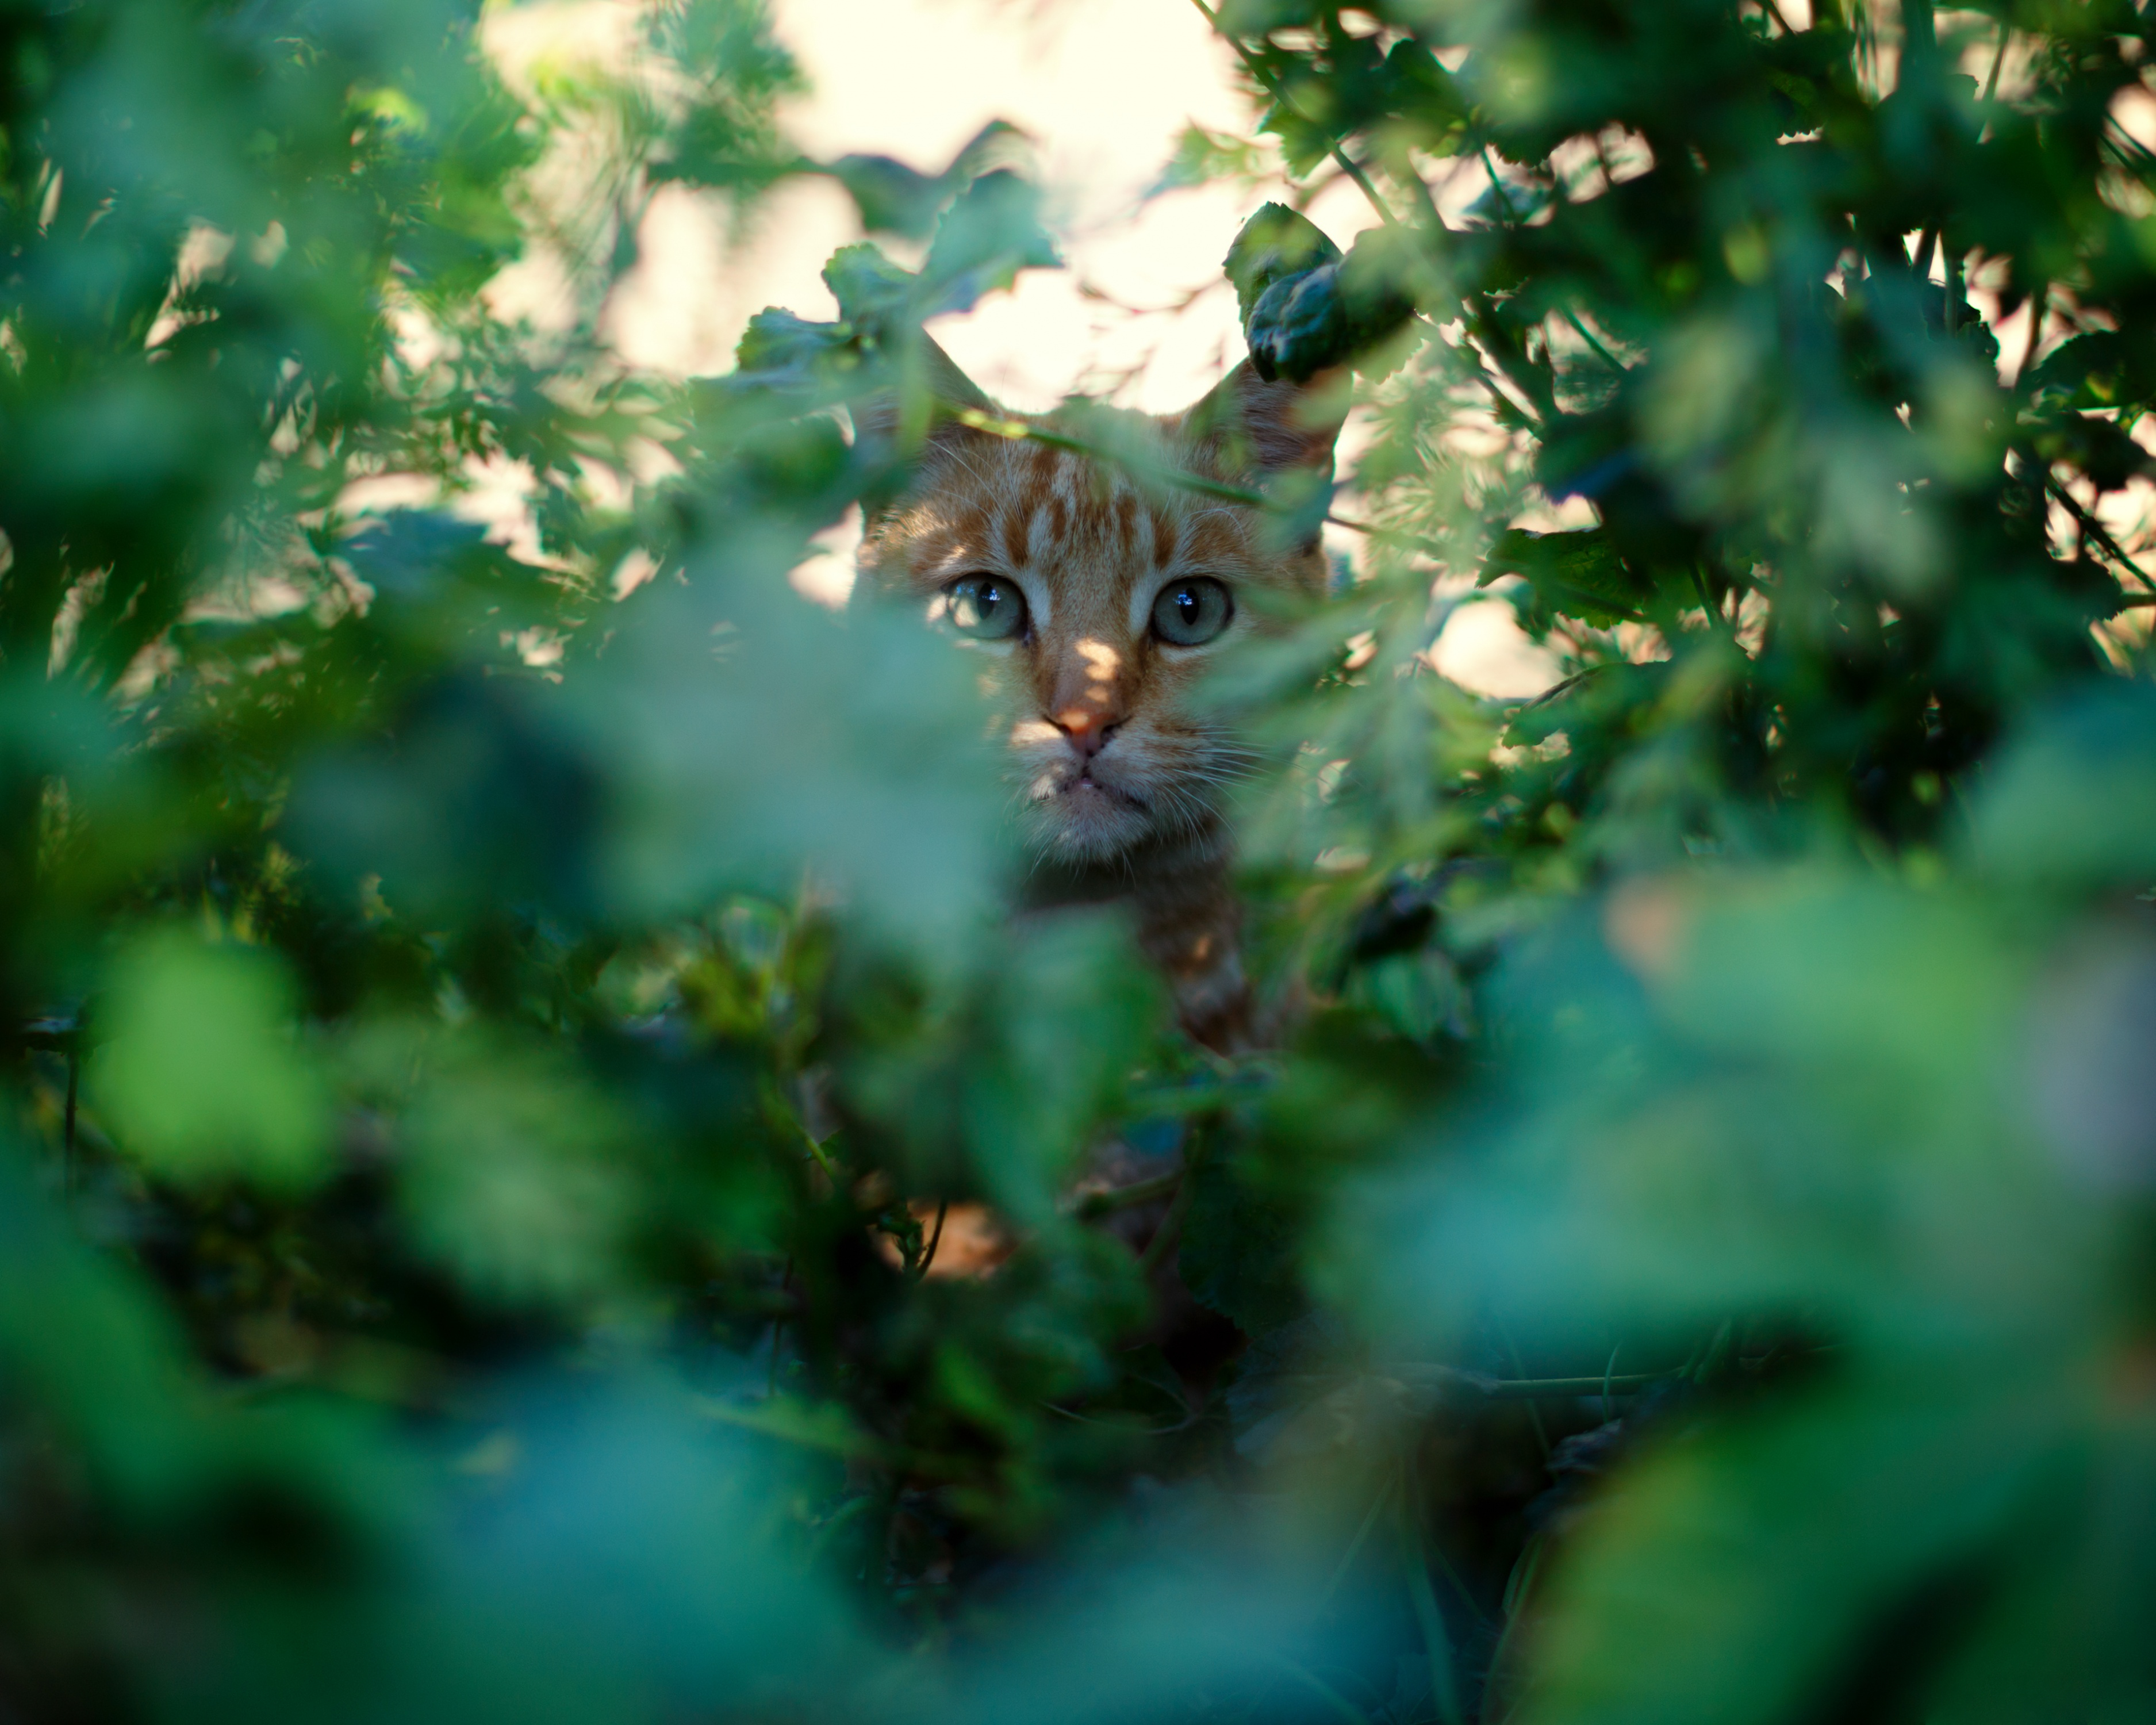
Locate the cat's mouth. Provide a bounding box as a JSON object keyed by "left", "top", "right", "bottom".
{"left": 1063, "top": 768, "right": 1145, "bottom": 810}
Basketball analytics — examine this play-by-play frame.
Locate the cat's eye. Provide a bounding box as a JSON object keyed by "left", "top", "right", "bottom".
{"left": 943, "top": 574, "right": 1027, "bottom": 642}
{"left": 1150, "top": 577, "right": 1233, "bottom": 646}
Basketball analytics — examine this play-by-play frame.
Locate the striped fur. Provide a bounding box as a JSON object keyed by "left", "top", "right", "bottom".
{"left": 858, "top": 355, "right": 1344, "bottom": 1049}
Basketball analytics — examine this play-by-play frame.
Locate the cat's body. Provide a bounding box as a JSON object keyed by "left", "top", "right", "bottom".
{"left": 857, "top": 346, "right": 1343, "bottom": 1050}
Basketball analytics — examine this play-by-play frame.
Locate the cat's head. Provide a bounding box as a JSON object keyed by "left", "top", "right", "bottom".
{"left": 856, "top": 344, "right": 1345, "bottom": 863}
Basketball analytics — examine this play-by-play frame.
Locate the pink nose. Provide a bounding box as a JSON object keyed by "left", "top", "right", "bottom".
{"left": 1052, "top": 707, "right": 1117, "bottom": 758}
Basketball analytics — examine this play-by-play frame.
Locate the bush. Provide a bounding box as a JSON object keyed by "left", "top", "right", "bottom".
{"left": 2, "top": 2, "right": 2153, "bottom": 1721}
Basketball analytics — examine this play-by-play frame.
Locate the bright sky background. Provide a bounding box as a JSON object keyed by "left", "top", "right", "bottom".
{"left": 481, "top": 0, "right": 1558, "bottom": 692}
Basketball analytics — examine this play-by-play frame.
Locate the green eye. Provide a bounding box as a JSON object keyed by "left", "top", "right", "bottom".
{"left": 944, "top": 574, "right": 1027, "bottom": 641}
{"left": 1151, "top": 577, "right": 1233, "bottom": 646}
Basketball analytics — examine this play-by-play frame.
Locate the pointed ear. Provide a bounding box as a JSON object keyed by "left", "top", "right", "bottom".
{"left": 1180, "top": 359, "right": 1349, "bottom": 482}
{"left": 847, "top": 332, "right": 997, "bottom": 458}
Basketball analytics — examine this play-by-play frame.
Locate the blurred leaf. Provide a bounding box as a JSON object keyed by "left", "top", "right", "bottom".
{"left": 91, "top": 931, "right": 329, "bottom": 1190}
{"left": 1520, "top": 1372, "right": 2079, "bottom": 1725}
{"left": 919, "top": 167, "right": 1060, "bottom": 316}
{"left": 823, "top": 240, "right": 920, "bottom": 330}
{"left": 828, "top": 119, "right": 1027, "bottom": 239}
{"left": 398, "top": 1033, "right": 638, "bottom": 1308}
{"left": 735, "top": 306, "right": 846, "bottom": 378}
{"left": 1970, "top": 681, "right": 2156, "bottom": 891}
{"left": 1182, "top": 1153, "right": 1305, "bottom": 1334}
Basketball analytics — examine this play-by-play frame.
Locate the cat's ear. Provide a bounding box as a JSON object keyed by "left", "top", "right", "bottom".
{"left": 1179, "top": 359, "right": 1349, "bottom": 481}
{"left": 848, "top": 333, "right": 996, "bottom": 459}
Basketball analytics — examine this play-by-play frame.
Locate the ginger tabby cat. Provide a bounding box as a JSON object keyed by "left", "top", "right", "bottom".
{"left": 857, "top": 345, "right": 1345, "bottom": 1051}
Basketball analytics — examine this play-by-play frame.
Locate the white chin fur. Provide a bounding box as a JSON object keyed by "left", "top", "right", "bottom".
{"left": 1038, "top": 801, "right": 1153, "bottom": 861}
{"left": 1021, "top": 776, "right": 1154, "bottom": 860}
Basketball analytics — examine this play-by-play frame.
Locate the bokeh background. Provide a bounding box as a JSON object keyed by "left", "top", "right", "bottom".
{"left": 478, "top": 0, "right": 1556, "bottom": 683}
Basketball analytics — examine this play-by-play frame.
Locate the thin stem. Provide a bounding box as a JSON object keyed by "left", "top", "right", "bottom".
{"left": 1468, "top": 297, "right": 1559, "bottom": 424}
{"left": 1188, "top": 0, "right": 1401, "bottom": 228}
{"left": 1137, "top": 1124, "right": 1212, "bottom": 1278}
{"left": 2010, "top": 278, "right": 2049, "bottom": 391}
{"left": 1073, "top": 1171, "right": 1183, "bottom": 1218}
{"left": 1137, "top": 1160, "right": 1201, "bottom": 1276}
{"left": 1500, "top": 1328, "right": 1551, "bottom": 1456}
{"left": 1268, "top": 1657, "right": 1376, "bottom": 1725}
{"left": 1560, "top": 305, "right": 1625, "bottom": 374}
{"left": 1476, "top": 1372, "right": 1660, "bottom": 1400}
{"left": 1693, "top": 564, "right": 1739, "bottom": 643}
{"left": 2046, "top": 471, "right": 2156, "bottom": 595}
{"left": 914, "top": 1199, "right": 949, "bottom": 1279}
{"left": 1484, "top": 1532, "right": 1548, "bottom": 1724}
{"left": 1325, "top": 1470, "right": 1396, "bottom": 1601}
{"left": 1396, "top": 1456, "right": 1466, "bottom": 1725}
{"left": 1478, "top": 143, "right": 1520, "bottom": 226}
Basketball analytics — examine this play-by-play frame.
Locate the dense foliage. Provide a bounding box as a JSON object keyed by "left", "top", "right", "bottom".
{"left": 4, "top": 1, "right": 2156, "bottom": 1720}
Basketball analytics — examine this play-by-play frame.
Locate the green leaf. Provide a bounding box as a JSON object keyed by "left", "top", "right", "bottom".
{"left": 1223, "top": 201, "right": 1341, "bottom": 328}
{"left": 396, "top": 1033, "right": 638, "bottom": 1308}
{"left": 828, "top": 119, "right": 1026, "bottom": 239}
{"left": 919, "top": 167, "right": 1060, "bottom": 315}
{"left": 1518, "top": 1373, "right": 2078, "bottom": 1725}
{"left": 1181, "top": 1153, "right": 1306, "bottom": 1334}
{"left": 827, "top": 154, "right": 951, "bottom": 241}
{"left": 734, "top": 306, "right": 845, "bottom": 377}
{"left": 1480, "top": 527, "right": 1651, "bottom": 627}
{"left": 90, "top": 933, "right": 329, "bottom": 1191}
{"left": 1969, "top": 681, "right": 2156, "bottom": 891}
{"left": 820, "top": 241, "right": 920, "bottom": 330}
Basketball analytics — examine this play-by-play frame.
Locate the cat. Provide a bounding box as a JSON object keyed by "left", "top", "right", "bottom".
{"left": 854, "top": 341, "right": 1345, "bottom": 1052}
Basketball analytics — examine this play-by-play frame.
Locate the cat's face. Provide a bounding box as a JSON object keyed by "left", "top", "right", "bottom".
{"left": 860, "top": 356, "right": 1343, "bottom": 863}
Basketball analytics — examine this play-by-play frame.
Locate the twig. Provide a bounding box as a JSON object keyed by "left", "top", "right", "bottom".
{"left": 2046, "top": 471, "right": 2156, "bottom": 595}
{"left": 1073, "top": 1171, "right": 1182, "bottom": 1218}
{"left": 1478, "top": 143, "right": 1520, "bottom": 227}
{"left": 913, "top": 1199, "right": 949, "bottom": 1280}
{"left": 1560, "top": 305, "right": 1625, "bottom": 374}
{"left": 1471, "top": 1371, "right": 1660, "bottom": 1400}
{"left": 1692, "top": 564, "right": 1740, "bottom": 643}
{"left": 2009, "top": 278, "right": 2048, "bottom": 390}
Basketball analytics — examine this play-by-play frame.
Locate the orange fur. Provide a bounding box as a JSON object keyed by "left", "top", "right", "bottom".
{"left": 857, "top": 351, "right": 1344, "bottom": 1051}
